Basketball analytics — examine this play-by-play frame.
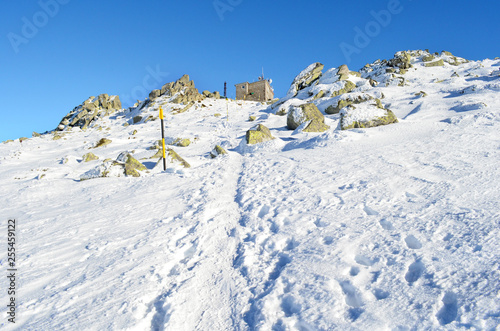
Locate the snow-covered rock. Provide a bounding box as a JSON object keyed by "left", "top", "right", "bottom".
{"left": 287, "top": 103, "right": 330, "bottom": 132}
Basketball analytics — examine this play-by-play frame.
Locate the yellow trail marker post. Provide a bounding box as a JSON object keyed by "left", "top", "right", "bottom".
{"left": 159, "top": 107, "right": 167, "bottom": 171}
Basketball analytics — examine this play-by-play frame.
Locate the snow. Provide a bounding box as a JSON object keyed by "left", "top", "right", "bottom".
{"left": 0, "top": 52, "right": 499, "bottom": 330}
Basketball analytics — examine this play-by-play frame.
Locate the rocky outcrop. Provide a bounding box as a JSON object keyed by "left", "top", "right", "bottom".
{"left": 287, "top": 103, "right": 330, "bottom": 132}
{"left": 336, "top": 64, "right": 361, "bottom": 81}
{"left": 154, "top": 74, "right": 206, "bottom": 104}
{"left": 388, "top": 51, "right": 412, "bottom": 70}
{"left": 287, "top": 63, "right": 324, "bottom": 97}
{"left": 57, "top": 94, "right": 122, "bottom": 131}
{"left": 246, "top": 124, "right": 275, "bottom": 145}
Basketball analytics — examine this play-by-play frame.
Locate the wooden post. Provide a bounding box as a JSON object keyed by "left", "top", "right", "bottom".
{"left": 159, "top": 107, "right": 167, "bottom": 171}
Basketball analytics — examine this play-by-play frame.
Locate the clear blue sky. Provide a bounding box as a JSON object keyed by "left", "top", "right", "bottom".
{"left": 1, "top": 0, "right": 499, "bottom": 141}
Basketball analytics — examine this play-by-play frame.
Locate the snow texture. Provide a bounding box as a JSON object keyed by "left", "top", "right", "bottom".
{"left": 0, "top": 51, "right": 499, "bottom": 330}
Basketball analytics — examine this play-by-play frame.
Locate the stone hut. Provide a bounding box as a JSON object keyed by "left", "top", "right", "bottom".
{"left": 235, "top": 79, "right": 274, "bottom": 102}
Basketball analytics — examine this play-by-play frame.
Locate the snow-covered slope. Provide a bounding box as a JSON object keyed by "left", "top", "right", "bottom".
{"left": 1, "top": 51, "right": 499, "bottom": 330}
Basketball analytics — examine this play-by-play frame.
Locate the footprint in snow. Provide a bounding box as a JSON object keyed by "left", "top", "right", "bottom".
{"left": 258, "top": 205, "right": 271, "bottom": 218}
{"left": 338, "top": 280, "right": 364, "bottom": 321}
{"left": 436, "top": 292, "right": 459, "bottom": 325}
{"left": 355, "top": 255, "right": 375, "bottom": 267}
{"left": 268, "top": 254, "right": 292, "bottom": 281}
{"left": 281, "top": 295, "right": 301, "bottom": 317}
{"left": 373, "top": 288, "right": 390, "bottom": 300}
{"left": 363, "top": 206, "right": 379, "bottom": 216}
{"left": 405, "top": 260, "right": 425, "bottom": 284}
{"left": 379, "top": 219, "right": 394, "bottom": 231}
{"left": 323, "top": 236, "right": 334, "bottom": 245}
{"left": 314, "top": 218, "right": 329, "bottom": 228}
{"left": 405, "top": 235, "right": 423, "bottom": 249}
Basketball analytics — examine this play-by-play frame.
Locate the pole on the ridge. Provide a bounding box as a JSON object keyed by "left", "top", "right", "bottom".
{"left": 159, "top": 107, "right": 167, "bottom": 171}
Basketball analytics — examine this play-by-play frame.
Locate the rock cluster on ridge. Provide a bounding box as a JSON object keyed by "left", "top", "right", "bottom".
{"left": 269, "top": 49, "right": 470, "bottom": 132}
{"left": 147, "top": 74, "right": 211, "bottom": 104}
{"left": 57, "top": 94, "right": 122, "bottom": 131}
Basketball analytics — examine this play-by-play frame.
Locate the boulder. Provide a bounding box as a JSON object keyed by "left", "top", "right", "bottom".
{"left": 149, "top": 89, "right": 161, "bottom": 100}
{"left": 94, "top": 138, "right": 112, "bottom": 148}
{"left": 340, "top": 104, "right": 398, "bottom": 130}
{"left": 82, "top": 152, "right": 99, "bottom": 162}
{"left": 149, "top": 147, "right": 190, "bottom": 168}
{"left": 210, "top": 145, "right": 228, "bottom": 158}
{"left": 336, "top": 64, "right": 360, "bottom": 80}
{"left": 287, "top": 103, "right": 330, "bottom": 132}
{"left": 330, "top": 80, "right": 356, "bottom": 98}
{"left": 337, "top": 64, "right": 350, "bottom": 77}
{"left": 287, "top": 62, "right": 324, "bottom": 96}
{"left": 422, "top": 54, "right": 435, "bottom": 62}
{"left": 246, "top": 124, "right": 275, "bottom": 145}
{"left": 312, "top": 90, "right": 326, "bottom": 100}
{"left": 109, "top": 95, "right": 122, "bottom": 109}
{"left": 19, "top": 137, "right": 28, "bottom": 143}
{"left": 171, "top": 138, "right": 191, "bottom": 147}
{"left": 424, "top": 59, "right": 445, "bottom": 67}
{"left": 326, "top": 93, "right": 374, "bottom": 114}
{"left": 123, "top": 154, "right": 147, "bottom": 177}
{"left": 166, "top": 148, "right": 191, "bottom": 168}
{"left": 32, "top": 131, "right": 41, "bottom": 137}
